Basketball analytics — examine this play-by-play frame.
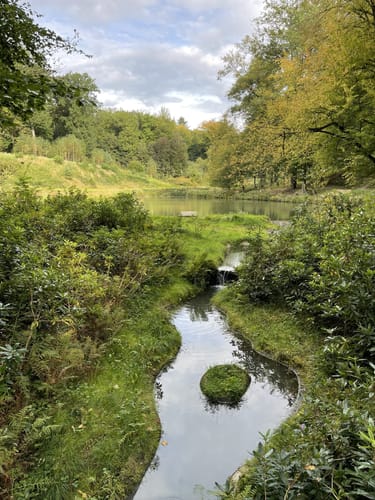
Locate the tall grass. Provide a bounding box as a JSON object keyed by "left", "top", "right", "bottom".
{"left": 0, "top": 152, "right": 185, "bottom": 197}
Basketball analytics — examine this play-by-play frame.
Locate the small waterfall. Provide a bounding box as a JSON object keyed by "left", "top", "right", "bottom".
{"left": 216, "top": 247, "right": 245, "bottom": 285}
{"left": 217, "top": 265, "right": 238, "bottom": 285}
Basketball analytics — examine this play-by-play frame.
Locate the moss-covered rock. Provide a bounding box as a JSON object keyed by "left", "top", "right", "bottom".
{"left": 200, "top": 364, "right": 250, "bottom": 405}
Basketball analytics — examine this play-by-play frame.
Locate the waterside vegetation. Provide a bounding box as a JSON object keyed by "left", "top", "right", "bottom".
{"left": 214, "top": 195, "right": 375, "bottom": 499}
{"left": 0, "top": 183, "right": 263, "bottom": 498}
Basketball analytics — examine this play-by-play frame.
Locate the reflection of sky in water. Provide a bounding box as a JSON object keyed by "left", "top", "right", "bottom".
{"left": 133, "top": 290, "right": 298, "bottom": 500}
{"left": 141, "top": 197, "right": 296, "bottom": 220}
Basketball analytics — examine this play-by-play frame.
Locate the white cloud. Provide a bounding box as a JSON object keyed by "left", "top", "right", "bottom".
{"left": 28, "top": 0, "right": 264, "bottom": 128}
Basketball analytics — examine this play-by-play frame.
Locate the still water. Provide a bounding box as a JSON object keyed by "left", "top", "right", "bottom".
{"left": 133, "top": 286, "right": 298, "bottom": 499}
{"left": 141, "top": 196, "right": 295, "bottom": 220}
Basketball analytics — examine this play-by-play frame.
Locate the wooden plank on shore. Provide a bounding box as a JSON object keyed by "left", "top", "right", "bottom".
{"left": 180, "top": 211, "right": 197, "bottom": 217}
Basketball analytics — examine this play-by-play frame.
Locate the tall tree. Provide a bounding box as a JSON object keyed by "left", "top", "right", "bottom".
{"left": 0, "top": 0, "right": 84, "bottom": 128}
{"left": 51, "top": 73, "right": 98, "bottom": 140}
{"left": 221, "top": 0, "right": 375, "bottom": 187}
{"left": 151, "top": 134, "right": 188, "bottom": 177}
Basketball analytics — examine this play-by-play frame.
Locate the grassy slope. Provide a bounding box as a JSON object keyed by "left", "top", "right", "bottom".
{"left": 2, "top": 152, "right": 374, "bottom": 202}
{"left": 213, "top": 287, "right": 320, "bottom": 390}
{"left": 0, "top": 152, "right": 193, "bottom": 197}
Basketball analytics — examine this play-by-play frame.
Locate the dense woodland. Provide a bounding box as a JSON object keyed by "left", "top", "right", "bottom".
{"left": 1, "top": 1, "right": 375, "bottom": 191}
{"left": 0, "top": 0, "right": 374, "bottom": 499}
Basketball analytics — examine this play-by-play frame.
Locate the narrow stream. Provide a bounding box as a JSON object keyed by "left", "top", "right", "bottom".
{"left": 133, "top": 265, "right": 298, "bottom": 499}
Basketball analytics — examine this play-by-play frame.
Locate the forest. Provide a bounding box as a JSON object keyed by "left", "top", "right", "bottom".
{"left": 0, "top": 0, "right": 374, "bottom": 498}
{"left": 1, "top": 1, "right": 375, "bottom": 192}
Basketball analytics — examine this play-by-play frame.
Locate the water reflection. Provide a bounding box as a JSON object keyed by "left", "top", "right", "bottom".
{"left": 231, "top": 338, "right": 298, "bottom": 407}
{"left": 141, "top": 196, "right": 295, "bottom": 220}
{"left": 133, "top": 288, "right": 298, "bottom": 500}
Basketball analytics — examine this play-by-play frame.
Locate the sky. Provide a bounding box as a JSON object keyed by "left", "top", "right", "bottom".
{"left": 27, "top": 0, "right": 263, "bottom": 129}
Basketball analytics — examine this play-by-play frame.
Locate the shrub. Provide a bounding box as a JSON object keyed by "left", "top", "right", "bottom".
{"left": 238, "top": 196, "right": 375, "bottom": 362}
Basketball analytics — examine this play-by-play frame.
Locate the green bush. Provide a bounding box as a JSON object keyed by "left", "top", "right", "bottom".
{"left": 184, "top": 253, "right": 218, "bottom": 288}
{"left": 0, "top": 184, "right": 179, "bottom": 401}
{"left": 238, "top": 196, "right": 375, "bottom": 362}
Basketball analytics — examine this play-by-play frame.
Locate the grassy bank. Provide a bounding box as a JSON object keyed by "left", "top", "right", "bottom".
{"left": 224, "top": 183, "right": 375, "bottom": 205}
{"left": 211, "top": 197, "right": 375, "bottom": 499}
{"left": 213, "top": 288, "right": 320, "bottom": 383}
{"left": 2, "top": 200, "right": 268, "bottom": 499}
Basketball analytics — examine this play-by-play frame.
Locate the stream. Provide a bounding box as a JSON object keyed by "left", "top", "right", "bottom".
{"left": 133, "top": 255, "right": 299, "bottom": 499}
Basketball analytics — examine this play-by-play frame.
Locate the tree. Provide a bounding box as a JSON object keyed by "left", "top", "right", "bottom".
{"left": 203, "top": 119, "right": 242, "bottom": 188}
{"left": 221, "top": 0, "right": 375, "bottom": 188}
{"left": 51, "top": 73, "right": 98, "bottom": 140}
{"left": 151, "top": 134, "right": 188, "bottom": 177}
{"left": 0, "top": 0, "right": 84, "bottom": 127}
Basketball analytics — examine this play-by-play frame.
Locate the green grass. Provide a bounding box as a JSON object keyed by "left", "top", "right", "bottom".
{"left": 212, "top": 287, "right": 320, "bottom": 382}
{"left": 167, "top": 213, "right": 270, "bottom": 266}
{"left": 0, "top": 152, "right": 189, "bottom": 197}
{"left": 200, "top": 364, "right": 250, "bottom": 405}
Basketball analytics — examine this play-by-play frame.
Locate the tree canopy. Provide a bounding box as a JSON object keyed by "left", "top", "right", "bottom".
{"left": 217, "top": 0, "right": 375, "bottom": 189}
{"left": 0, "top": 0, "right": 84, "bottom": 127}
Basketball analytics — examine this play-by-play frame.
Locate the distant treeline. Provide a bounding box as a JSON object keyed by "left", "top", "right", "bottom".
{"left": 0, "top": 73, "right": 212, "bottom": 180}
{"left": 1, "top": 0, "right": 374, "bottom": 191}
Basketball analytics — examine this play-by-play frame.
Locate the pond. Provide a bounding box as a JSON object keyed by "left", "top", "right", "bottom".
{"left": 141, "top": 196, "right": 296, "bottom": 220}
{"left": 132, "top": 283, "right": 299, "bottom": 499}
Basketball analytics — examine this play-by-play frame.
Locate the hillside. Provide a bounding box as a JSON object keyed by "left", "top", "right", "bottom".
{"left": 0, "top": 152, "right": 198, "bottom": 197}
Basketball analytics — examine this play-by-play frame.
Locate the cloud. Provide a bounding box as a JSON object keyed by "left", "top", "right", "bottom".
{"left": 28, "top": 0, "right": 264, "bottom": 127}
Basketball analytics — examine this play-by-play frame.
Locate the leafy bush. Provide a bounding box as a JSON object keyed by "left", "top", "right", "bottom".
{"left": 239, "top": 196, "right": 375, "bottom": 362}
{"left": 184, "top": 253, "right": 218, "bottom": 288}
{"left": 231, "top": 398, "right": 375, "bottom": 499}
{"left": 231, "top": 195, "right": 375, "bottom": 499}
{"left": 0, "top": 183, "right": 179, "bottom": 405}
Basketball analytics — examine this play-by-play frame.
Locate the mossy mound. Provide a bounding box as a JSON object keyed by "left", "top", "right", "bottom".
{"left": 200, "top": 364, "right": 250, "bottom": 405}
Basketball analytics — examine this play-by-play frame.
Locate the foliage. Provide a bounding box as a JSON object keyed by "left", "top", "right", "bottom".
{"left": 183, "top": 253, "right": 218, "bottom": 288}
{"left": 13, "top": 132, "right": 51, "bottom": 157}
{"left": 229, "top": 385, "right": 375, "bottom": 499}
{"left": 0, "top": 0, "right": 84, "bottom": 127}
{"left": 151, "top": 133, "right": 188, "bottom": 177}
{"left": 200, "top": 364, "right": 250, "bottom": 405}
{"left": 0, "top": 182, "right": 188, "bottom": 496}
{"left": 239, "top": 195, "right": 375, "bottom": 362}
{"left": 220, "top": 0, "right": 375, "bottom": 189}
{"left": 222, "top": 194, "right": 375, "bottom": 498}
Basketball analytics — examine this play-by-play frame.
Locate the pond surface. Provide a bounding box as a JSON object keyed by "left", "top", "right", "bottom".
{"left": 141, "top": 196, "right": 295, "bottom": 220}
{"left": 133, "top": 285, "right": 298, "bottom": 499}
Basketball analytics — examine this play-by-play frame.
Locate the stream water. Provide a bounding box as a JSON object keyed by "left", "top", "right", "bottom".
{"left": 133, "top": 253, "right": 298, "bottom": 499}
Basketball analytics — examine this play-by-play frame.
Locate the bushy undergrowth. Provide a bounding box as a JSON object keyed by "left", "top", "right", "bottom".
{"left": 225, "top": 195, "right": 375, "bottom": 499}
{"left": 0, "top": 183, "right": 182, "bottom": 497}
{"left": 240, "top": 195, "right": 374, "bottom": 366}
{"left": 0, "top": 186, "right": 264, "bottom": 498}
